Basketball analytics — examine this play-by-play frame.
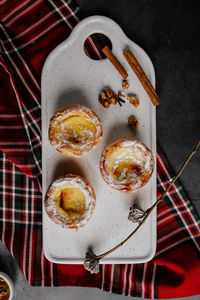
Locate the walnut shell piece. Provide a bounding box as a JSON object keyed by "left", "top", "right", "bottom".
{"left": 128, "top": 116, "right": 139, "bottom": 129}
{"left": 98, "top": 88, "right": 118, "bottom": 108}
{"left": 127, "top": 95, "right": 140, "bottom": 107}
{"left": 122, "top": 80, "right": 130, "bottom": 90}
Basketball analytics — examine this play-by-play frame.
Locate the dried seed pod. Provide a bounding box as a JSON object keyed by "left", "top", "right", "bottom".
{"left": 117, "top": 91, "right": 126, "bottom": 106}
{"left": 128, "top": 204, "right": 146, "bottom": 223}
{"left": 118, "top": 91, "right": 125, "bottom": 98}
{"left": 117, "top": 98, "right": 125, "bottom": 106}
{"left": 84, "top": 249, "right": 100, "bottom": 274}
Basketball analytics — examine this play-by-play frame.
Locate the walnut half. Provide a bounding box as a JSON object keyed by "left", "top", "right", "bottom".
{"left": 98, "top": 88, "right": 118, "bottom": 108}
{"left": 127, "top": 95, "right": 140, "bottom": 107}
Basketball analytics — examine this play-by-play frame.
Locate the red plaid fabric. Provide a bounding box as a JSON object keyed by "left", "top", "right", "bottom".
{"left": 0, "top": 1, "right": 200, "bottom": 298}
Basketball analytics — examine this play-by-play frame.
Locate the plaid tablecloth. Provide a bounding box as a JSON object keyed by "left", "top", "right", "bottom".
{"left": 0, "top": 0, "right": 200, "bottom": 298}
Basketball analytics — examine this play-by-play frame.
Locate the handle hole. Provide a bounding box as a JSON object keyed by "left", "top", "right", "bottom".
{"left": 84, "top": 33, "right": 112, "bottom": 60}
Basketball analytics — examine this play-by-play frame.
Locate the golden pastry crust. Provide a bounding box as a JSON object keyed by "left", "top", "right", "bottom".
{"left": 44, "top": 174, "right": 96, "bottom": 229}
{"left": 100, "top": 139, "right": 154, "bottom": 193}
{"left": 48, "top": 104, "right": 103, "bottom": 157}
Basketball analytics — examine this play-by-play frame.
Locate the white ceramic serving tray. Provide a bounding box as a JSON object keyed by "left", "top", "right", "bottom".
{"left": 41, "top": 16, "right": 157, "bottom": 264}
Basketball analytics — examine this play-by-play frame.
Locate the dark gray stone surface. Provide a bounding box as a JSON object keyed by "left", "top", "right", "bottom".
{"left": 1, "top": 1, "right": 200, "bottom": 299}
{"left": 78, "top": 0, "right": 200, "bottom": 213}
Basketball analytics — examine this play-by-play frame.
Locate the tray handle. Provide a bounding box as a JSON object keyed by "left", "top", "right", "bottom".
{"left": 70, "top": 16, "right": 126, "bottom": 55}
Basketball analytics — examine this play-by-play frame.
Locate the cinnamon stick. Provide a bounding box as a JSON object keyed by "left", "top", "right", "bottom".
{"left": 123, "top": 50, "right": 161, "bottom": 106}
{"left": 102, "top": 46, "right": 128, "bottom": 80}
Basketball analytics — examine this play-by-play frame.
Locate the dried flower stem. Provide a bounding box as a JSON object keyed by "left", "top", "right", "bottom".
{"left": 92, "top": 140, "right": 200, "bottom": 261}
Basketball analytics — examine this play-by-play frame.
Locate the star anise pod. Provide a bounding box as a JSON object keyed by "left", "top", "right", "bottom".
{"left": 117, "top": 96, "right": 125, "bottom": 106}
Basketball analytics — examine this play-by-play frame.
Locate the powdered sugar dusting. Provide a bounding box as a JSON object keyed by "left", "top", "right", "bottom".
{"left": 48, "top": 104, "right": 103, "bottom": 156}
{"left": 100, "top": 139, "right": 154, "bottom": 193}
{"left": 57, "top": 123, "right": 95, "bottom": 150}
{"left": 45, "top": 175, "right": 96, "bottom": 228}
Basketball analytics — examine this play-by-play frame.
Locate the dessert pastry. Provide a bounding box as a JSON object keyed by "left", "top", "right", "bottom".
{"left": 100, "top": 139, "right": 154, "bottom": 193}
{"left": 44, "top": 174, "right": 96, "bottom": 229}
{"left": 48, "top": 104, "right": 103, "bottom": 157}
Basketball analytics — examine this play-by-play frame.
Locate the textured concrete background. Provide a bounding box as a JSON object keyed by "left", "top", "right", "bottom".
{"left": 1, "top": 0, "right": 200, "bottom": 299}
{"left": 78, "top": 0, "right": 200, "bottom": 212}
